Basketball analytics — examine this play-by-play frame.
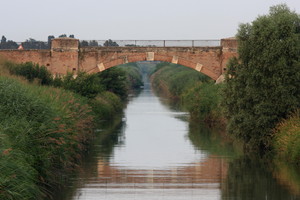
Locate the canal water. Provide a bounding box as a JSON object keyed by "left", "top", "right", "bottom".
{"left": 58, "top": 80, "right": 300, "bottom": 200}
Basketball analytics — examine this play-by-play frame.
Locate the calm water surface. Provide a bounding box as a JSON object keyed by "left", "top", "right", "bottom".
{"left": 58, "top": 83, "right": 300, "bottom": 200}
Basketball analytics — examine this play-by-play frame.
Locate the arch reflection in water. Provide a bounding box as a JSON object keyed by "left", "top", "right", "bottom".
{"left": 71, "top": 88, "right": 228, "bottom": 200}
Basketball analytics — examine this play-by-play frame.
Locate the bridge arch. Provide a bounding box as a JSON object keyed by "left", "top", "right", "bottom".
{"left": 85, "top": 53, "right": 218, "bottom": 80}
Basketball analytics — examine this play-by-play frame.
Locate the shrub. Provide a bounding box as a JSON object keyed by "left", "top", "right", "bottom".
{"left": 6, "top": 62, "right": 52, "bottom": 85}
{"left": 273, "top": 111, "right": 300, "bottom": 165}
{"left": 62, "top": 72, "right": 103, "bottom": 98}
{"left": 183, "top": 82, "right": 224, "bottom": 122}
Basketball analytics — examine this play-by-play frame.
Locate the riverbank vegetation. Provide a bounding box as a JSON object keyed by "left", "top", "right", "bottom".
{"left": 223, "top": 4, "right": 300, "bottom": 155}
{"left": 151, "top": 63, "right": 225, "bottom": 125}
{"left": 0, "top": 60, "right": 143, "bottom": 199}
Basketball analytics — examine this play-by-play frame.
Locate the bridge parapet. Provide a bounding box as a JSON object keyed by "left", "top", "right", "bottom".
{"left": 80, "top": 40, "right": 220, "bottom": 47}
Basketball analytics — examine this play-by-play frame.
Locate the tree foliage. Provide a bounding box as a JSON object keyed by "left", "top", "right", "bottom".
{"left": 7, "top": 62, "right": 53, "bottom": 85}
{"left": 97, "top": 67, "right": 127, "bottom": 100}
{"left": 0, "top": 36, "right": 18, "bottom": 49}
{"left": 223, "top": 4, "right": 300, "bottom": 151}
{"left": 103, "top": 39, "right": 119, "bottom": 47}
{"left": 62, "top": 72, "right": 103, "bottom": 98}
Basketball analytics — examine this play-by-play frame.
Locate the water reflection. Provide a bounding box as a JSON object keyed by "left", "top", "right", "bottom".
{"left": 222, "top": 157, "right": 299, "bottom": 200}
{"left": 59, "top": 85, "right": 300, "bottom": 200}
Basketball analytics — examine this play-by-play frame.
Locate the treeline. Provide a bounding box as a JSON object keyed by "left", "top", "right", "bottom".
{"left": 0, "top": 61, "right": 143, "bottom": 199}
{"left": 0, "top": 35, "right": 121, "bottom": 50}
{"left": 0, "top": 34, "right": 74, "bottom": 50}
{"left": 80, "top": 39, "right": 119, "bottom": 47}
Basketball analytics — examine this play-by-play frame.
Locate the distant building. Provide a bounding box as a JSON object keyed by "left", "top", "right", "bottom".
{"left": 18, "top": 44, "right": 24, "bottom": 50}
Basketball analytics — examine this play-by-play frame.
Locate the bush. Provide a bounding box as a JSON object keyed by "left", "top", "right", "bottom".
{"left": 62, "top": 72, "right": 103, "bottom": 98}
{"left": 89, "top": 91, "right": 123, "bottom": 120}
{"left": 183, "top": 82, "right": 224, "bottom": 122}
{"left": 273, "top": 111, "right": 300, "bottom": 165}
{"left": 6, "top": 62, "right": 52, "bottom": 85}
{"left": 97, "top": 67, "right": 128, "bottom": 100}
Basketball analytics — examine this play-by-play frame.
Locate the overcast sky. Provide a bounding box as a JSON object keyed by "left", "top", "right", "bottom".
{"left": 1, "top": 0, "right": 299, "bottom": 41}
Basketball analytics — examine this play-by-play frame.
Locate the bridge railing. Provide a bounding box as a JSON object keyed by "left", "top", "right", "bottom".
{"left": 80, "top": 40, "right": 221, "bottom": 47}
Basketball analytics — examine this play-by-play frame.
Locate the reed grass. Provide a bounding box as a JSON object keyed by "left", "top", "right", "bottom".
{"left": 273, "top": 110, "right": 300, "bottom": 165}
{"left": 0, "top": 76, "right": 95, "bottom": 199}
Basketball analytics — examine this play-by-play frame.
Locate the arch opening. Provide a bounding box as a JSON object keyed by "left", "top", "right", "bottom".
{"left": 88, "top": 54, "right": 219, "bottom": 80}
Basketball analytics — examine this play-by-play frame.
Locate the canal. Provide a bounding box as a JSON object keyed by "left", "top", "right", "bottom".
{"left": 57, "top": 77, "right": 300, "bottom": 200}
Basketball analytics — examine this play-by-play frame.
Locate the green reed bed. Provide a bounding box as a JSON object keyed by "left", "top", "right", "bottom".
{"left": 0, "top": 77, "right": 95, "bottom": 199}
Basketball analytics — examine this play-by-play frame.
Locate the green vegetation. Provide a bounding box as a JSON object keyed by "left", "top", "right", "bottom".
{"left": 0, "top": 60, "right": 141, "bottom": 199}
{"left": 151, "top": 62, "right": 224, "bottom": 123}
{"left": 6, "top": 61, "right": 53, "bottom": 85}
{"left": 116, "top": 63, "right": 144, "bottom": 90}
{"left": 182, "top": 83, "right": 224, "bottom": 123}
{"left": 151, "top": 63, "right": 210, "bottom": 98}
{"left": 223, "top": 4, "right": 300, "bottom": 152}
{"left": 273, "top": 111, "right": 300, "bottom": 165}
{"left": 5, "top": 61, "right": 143, "bottom": 100}
{"left": 0, "top": 76, "right": 94, "bottom": 199}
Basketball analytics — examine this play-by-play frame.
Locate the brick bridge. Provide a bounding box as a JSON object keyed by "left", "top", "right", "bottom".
{"left": 0, "top": 38, "right": 238, "bottom": 81}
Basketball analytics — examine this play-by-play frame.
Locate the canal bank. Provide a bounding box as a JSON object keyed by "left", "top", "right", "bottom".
{"left": 0, "top": 61, "right": 140, "bottom": 200}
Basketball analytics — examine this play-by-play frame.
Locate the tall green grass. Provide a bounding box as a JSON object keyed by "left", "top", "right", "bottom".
{"left": 0, "top": 60, "right": 139, "bottom": 199}
{"left": 0, "top": 76, "right": 95, "bottom": 199}
{"left": 182, "top": 82, "right": 225, "bottom": 123}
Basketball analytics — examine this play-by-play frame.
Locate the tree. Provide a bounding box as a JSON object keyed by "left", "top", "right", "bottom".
{"left": 1, "top": 36, "right": 6, "bottom": 44}
{"left": 69, "top": 34, "right": 75, "bottom": 38}
{"left": 23, "top": 38, "right": 47, "bottom": 49}
{"left": 47, "top": 35, "right": 55, "bottom": 48}
{"left": 80, "top": 40, "right": 89, "bottom": 47}
{"left": 89, "top": 40, "right": 98, "bottom": 47}
{"left": 0, "top": 36, "right": 18, "bottom": 49}
{"left": 103, "top": 39, "right": 119, "bottom": 47}
{"left": 223, "top": 4, "right": 300, "bottom": 151}
{"left": 97, "top": 67, "right": 127, "bottom": 100}
{"left": 59, "top": 34, "right": 67, "bottom": 38}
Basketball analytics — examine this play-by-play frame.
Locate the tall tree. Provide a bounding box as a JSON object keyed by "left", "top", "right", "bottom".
{"left": 223, "top": 4, "right": 300, "bottom": 151}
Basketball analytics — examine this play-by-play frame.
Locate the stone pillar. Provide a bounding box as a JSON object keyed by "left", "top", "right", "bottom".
{"left": 221, "top": 37, "right": 238, "bottom": 52}
{"left": 50, "top": 38, "right": 79, "bottom": 75}
{"left": 220, "top": 37, "right": 238, "bottom": 74}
